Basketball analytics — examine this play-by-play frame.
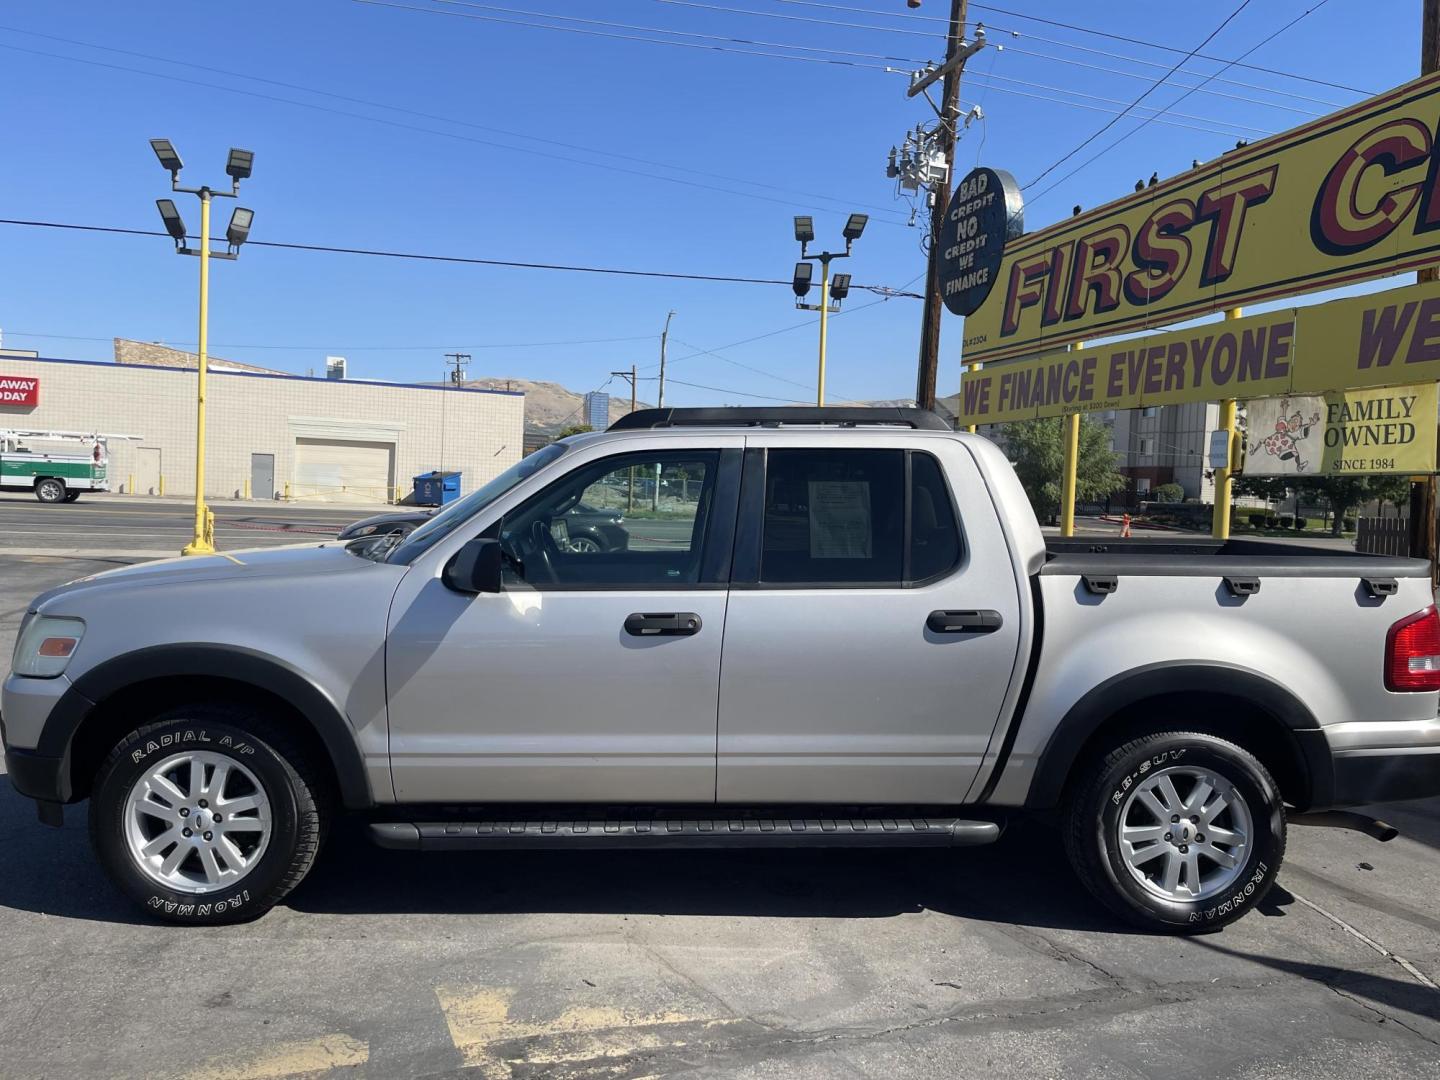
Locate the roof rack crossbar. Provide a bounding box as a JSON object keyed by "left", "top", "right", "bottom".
{"left": 608, "top": 406, "right": 952, "bottom": 432}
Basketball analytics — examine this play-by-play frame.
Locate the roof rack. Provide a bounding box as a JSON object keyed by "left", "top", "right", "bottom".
{"left": 608, "top": 406, "right": 952, "bottom": 432}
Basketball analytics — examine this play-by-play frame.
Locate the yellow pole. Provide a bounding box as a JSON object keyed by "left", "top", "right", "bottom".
{"left": 1212, "top": 308, "right": 1243, "bottom": 540}
{"left": 182, "top": 192, "right": 215, "bottom": 555}
{"left": 1060, "top": 415, "right": 1081, "bottom": 537}
{"left": 127, "top": 473, "right": 134, "bottom": 494}
{"left": 1059, "top": 342, "right": 1084, "bottom": 537}
{"left": 965, "top": 362, "right": 981, "bottom": 434}
{"left": 816, "top": 257, "right": 831, "bottom": 407}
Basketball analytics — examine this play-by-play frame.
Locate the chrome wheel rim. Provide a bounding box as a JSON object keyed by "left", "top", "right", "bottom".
{"left": 123, "top": 750, "right": 273, "bottom": 894}
{"left": 1117, "top": 765, "right": 1252, "bottom": 902}
{"left": 38, "top": 481, "right": 62, "bottom": 501}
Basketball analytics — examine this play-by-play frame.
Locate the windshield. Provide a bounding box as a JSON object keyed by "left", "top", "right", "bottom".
{"left": 386, "top": 442, "right": 568, "bottom": 564}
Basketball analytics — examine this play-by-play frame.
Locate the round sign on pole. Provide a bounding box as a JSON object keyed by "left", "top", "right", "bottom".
{"left": 939, "top": 167, "right": 1023, "bottom": 317}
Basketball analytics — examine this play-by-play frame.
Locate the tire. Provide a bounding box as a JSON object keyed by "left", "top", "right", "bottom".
{"left": 35, "top": 478, "right": 66, "bottom": 503}
{"left": 1063, "top": 731, "right": 1285, "bottom": 932}
{"left": 63, "top": 491, "right": 81, "bottom": 503}
{"left": 88, "top": 706, "right": 329, "bottom": 925}
{"left": 567, "top": 535, "right": 602, "bottom": 554}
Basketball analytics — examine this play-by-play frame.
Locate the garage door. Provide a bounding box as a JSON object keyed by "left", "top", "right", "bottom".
{"left": 292, "top": 438, "right": 394, "bottom": 505}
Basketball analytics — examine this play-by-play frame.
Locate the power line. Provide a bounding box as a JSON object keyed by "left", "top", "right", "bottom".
{"left": 1023, "top": 0, "right": 1254, "bottom": 190}
{"left": 0, "top": 40, "right": 905, "bottom": 223}
{"left": 418, "top": 0, "right": 932, "bottom": 63}
{"left": 355, "top": 0, "right": 894, "bottom": 68}
{"left": 0, "top": 217, "right": 925, "bottom": 297}
{"left": 985, "top": 28, "right": 1349, "bottom": 109}
{"left": 2, "top": 330, "right": 657, "bottom": 353}
{"left": 758, "top": 0, "right": 1374, "bottom": 96}
{"left": 1026, "top": 0, "right": 1332, "bottom": 205}
{"left": 670, "top": 336, "right": 829, "bottom": 393}
{"left": 640, "top": 375, "right": 796, "bottom": 402}
{"left": 965, "top": 69, "right": 1275, "bottom": 135}
{"left": 0, "top": 24, "right": 904, "bottom": 219}
{"left": 996, "top": 43, "right": 1326, "bottom": 117}
{"left": 354, "top": 3, "right": 1281, "bottom": 140}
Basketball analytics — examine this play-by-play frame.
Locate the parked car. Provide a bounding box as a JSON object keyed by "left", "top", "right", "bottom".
{"left": 338, "top": 503, "right": 627, "bottom": 554}
{"left": 7, "top": 407, "right": 1438, "bottom": 931}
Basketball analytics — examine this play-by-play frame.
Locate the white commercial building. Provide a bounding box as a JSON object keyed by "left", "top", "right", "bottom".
{"left": 0, "top": 344, "right": 524, "bottom": 505}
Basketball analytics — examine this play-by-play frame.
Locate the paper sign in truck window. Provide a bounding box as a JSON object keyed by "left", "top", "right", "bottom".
{"left": 808, "top": 481, "right": 872, "bottom": 559}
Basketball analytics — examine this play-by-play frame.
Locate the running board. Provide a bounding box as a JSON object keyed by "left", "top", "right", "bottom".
{"left": 369, "top": 815, "right": 1001, "bottom": 850}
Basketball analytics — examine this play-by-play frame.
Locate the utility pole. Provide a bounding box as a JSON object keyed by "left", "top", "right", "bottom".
{"left": 444, "top": 352, "right": 471, "bottom": 386}
{"left": 440, "top": 354, "right": 470, "bottom": 474}
{"left": 657, "top": 311, "right": 675, "bottom": 409}
{"left": 1413, "top": 0, "right": 1440, "bottom": 567}
{"left": 610, "top": 366, "right": 638, "bottom": 414}
{"left": 914, "top": 0, "right": 970, "bottom": 412}
{"left": 612, "top": 365, "right": 639, "bottom": 510}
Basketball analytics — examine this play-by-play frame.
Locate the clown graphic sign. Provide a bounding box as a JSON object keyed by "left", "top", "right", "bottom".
{"left": 1242, "top": 383, "right": 1437, "bottom": 476}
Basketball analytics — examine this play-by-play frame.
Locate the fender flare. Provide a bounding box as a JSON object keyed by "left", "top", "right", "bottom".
{"left": 1022, "top": 662, "right": 1333, "bottom": 811}
{"left": 39, "top": 644, "right": 373, "bottom": 808}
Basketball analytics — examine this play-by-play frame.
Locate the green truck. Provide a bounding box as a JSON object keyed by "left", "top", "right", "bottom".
{"left": 0, "top": 430, "right": 129, "bottom": 503}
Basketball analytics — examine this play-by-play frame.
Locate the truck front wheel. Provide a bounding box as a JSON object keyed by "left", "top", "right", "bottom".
{"left": 1063, "top": 731, "right": 1285, "bottom": 932}
{"left": 88, "top": 706, "right": 330, "bottom": 924}
{"left": 35, "top": 478, "right": 66, "bottom": 503}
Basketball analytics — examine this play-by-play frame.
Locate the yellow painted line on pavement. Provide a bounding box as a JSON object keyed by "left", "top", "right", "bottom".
{"left": 175, "top": 1034, "right": 368, "bottom": 1080}
{"left": 434, "top": 986, "right": 737, "bottom": 1076}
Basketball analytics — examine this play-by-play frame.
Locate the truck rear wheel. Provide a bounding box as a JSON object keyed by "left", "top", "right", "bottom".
{"left": 63, "top": 490, "right": 81, "bottom": 503}
{"left": 35, "top": 478, "right": 66, "bottom": 503}
{"left": 88, "top": 706, "right": 329, "bottom": 925}
{"left": 1063, "top": 731, "right": 1285, "bottom": 932}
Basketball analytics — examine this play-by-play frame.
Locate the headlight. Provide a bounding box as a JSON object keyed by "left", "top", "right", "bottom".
{"left": 13, "top": 615, "right": 85, "bottom": 678}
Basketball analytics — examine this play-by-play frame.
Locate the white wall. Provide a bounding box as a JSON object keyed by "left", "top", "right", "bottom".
{"left": 0, "top": 358, "right": 524, "bottom": 504}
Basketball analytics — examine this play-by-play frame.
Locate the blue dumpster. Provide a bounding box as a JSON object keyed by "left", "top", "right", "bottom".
{"left": 413, "top": 470, "right": 461, "bottom": 507}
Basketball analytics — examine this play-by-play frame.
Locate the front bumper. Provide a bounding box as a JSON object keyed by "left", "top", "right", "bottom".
{"left": 1324, "top": 718, "right": 1440, "bottom": 807}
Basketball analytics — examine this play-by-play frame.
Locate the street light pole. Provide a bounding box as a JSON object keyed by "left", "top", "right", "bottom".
{"left": 815, "top": 256, "right": 832, "bottom": 407}
{"left": 792, "top": 214, "right": 865, "bottom": 407}
{"left": 150, "top": 139, "right": 255, "bottom": 557}
{"left": 185, "top": 190, "right": 214, "bottom": 555}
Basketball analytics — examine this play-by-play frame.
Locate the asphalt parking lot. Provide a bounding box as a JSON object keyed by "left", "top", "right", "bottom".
{"left": 0, "top": 498, "right": 1437, "bottom": 1079}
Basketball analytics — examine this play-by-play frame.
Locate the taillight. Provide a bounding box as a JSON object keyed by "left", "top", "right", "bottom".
{"left": 1385, "top": 605, "right": 1440, "bottom": 691}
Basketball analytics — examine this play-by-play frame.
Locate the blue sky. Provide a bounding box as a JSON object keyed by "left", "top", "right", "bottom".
{"left": 0, "top": 0, "right": 1420, "bottom": 407}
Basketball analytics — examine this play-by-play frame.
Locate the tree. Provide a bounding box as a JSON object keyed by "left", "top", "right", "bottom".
{"left": 1235, "top": 474, "right": 1412, "bottom": 535}
{"left": 554, "top": 424, "right": 593, "bottom": 440}
{"left": 1000, "top": 416, "right": 1127, "bottom": 523}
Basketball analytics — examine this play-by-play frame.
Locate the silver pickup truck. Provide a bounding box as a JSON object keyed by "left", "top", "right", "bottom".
{"left": 5, "top": 407, "right": 1439, "bottom": 931}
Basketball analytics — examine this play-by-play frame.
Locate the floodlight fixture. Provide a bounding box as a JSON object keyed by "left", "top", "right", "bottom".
{"left": 793, "top": 215, "right": 814, "bottom": 244}
{"left": 842, "top": 213, "right": 869, "bottom": 241}
{"left": 792, "top": 261, "right": 813, "bottom": 298}
{"left": 150, "top": 138, "right": 183, "bottom": 175}
{"left": 155, "top": 199, "right": 187, "bottom": 242}
{"left": 830, "top": 273, "right": 852, "bottom": 302}
{"left": 226, "top": 206, "right": 254, "bottom": 248}
{"left": 226, "top": 148, "right": 254, "bottom": 182}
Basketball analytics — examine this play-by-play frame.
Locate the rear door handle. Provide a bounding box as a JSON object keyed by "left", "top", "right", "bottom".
{"left": 927, "top": 609, "right": 1003, "bottom": 634}
{"left": 625, "top": 612, "right": 703, "bottom": 636}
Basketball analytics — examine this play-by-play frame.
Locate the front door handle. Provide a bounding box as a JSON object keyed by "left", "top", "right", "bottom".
{"left": 625, "top": 612, "right": 703, "bottom": 636}
{"left": 927, "top": 609, "right": 1003, "bottom": 634}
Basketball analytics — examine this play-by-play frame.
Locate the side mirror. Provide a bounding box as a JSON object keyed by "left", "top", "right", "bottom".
{"left": 442, "top": 538, "right": 503, "bottom": 594}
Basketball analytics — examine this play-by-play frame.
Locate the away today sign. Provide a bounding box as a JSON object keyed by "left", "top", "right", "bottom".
{"left": 1242, "top": 383, "right": 1437, "bottom": 476}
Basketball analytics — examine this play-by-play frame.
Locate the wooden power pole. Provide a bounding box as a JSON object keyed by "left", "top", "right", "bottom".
{"left": 914, "top": 0, "right": 970, "bottom": 412}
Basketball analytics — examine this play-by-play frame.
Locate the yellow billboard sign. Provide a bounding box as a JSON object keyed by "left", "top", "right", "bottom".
{"left": 957, "top": 278, "right": 1440, "bottom": 425}
{"left": 962, "top": 70, "right": 1440, "bottom": 365}
{"left": 1243, "top": 383, "right": 1437, "bottom": 476}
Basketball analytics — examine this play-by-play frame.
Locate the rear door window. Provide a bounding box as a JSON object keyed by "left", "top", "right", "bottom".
{"left": 755, "top": 448, "right": 961, "bottom": 586}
